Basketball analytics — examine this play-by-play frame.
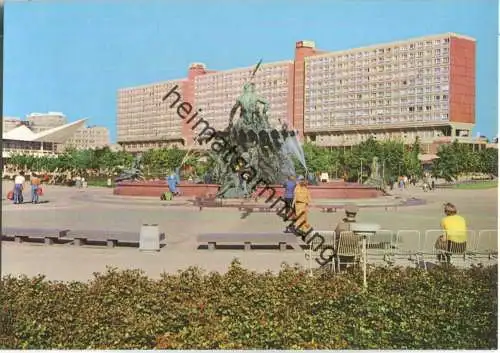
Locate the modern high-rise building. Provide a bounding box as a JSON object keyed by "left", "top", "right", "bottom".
{"left": 300, "top": 33, "right": 476, "bottom": 153}
{"left": 61, "top": 125, "right": 111, "bottom": 151}
{"left": 116, "top": 80, "right": 186, "bottom": 153}
{"left": 117, "top": 62, "right": 294, "bottom": 152}
{"left": 116, "top": 32, "right": 478, "bottom": 154}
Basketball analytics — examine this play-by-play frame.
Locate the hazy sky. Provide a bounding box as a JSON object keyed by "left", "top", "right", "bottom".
{"left": 4, "top": 0, "right": 498, "bottom": 142}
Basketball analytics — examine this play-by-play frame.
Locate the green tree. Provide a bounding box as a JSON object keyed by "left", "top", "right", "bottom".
{"left": 478, "top": 148, "right": 498, "bottom": 176}
{"left": 142, "top": 147, "right": 188, "bottom": 177}
{"left": 378, "top": 140, "right": 405, "bottom": 185}
{"left": 432, "top": 141, "right": 462, "bottom": 181}
{"left": 404, "top": 137, "right": 422, "bottom": 178}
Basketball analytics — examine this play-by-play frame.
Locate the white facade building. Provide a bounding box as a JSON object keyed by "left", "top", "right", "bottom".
{"left": 2, "top": 119, "right": 87, "bottom": 158}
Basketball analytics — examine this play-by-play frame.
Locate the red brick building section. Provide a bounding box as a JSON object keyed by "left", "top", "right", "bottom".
{"left": 181, "top": 63, "right": 209, "bottom": 144}
{"left": 449, "top": 37, "right": 476, "bottom": 125}
{"left": 293, "top": 41, "right": 318, "bottom": 139}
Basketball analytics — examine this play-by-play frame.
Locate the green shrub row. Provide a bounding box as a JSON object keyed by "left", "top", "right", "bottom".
{"left": 0, "top": 261, "right": 497, "bottom": 349}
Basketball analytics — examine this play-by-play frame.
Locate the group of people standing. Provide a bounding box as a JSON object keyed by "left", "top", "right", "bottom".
{"left": 10, "top": 171, "right": 42, "bottom": 204}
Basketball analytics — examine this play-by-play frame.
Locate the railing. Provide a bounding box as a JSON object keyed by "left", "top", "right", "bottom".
{"left": 307, "top": 228, "right": 498, "bottom": 272}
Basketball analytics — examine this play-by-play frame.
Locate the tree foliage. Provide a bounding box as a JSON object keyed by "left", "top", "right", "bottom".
{"left": 293, "top": 137, "right": 423, "bottom": 183}
{"left": 7, "top": 147, "right": 134, "bottom": 176}
{"left": 432, "top": 141, "right": 498, "bottom": 181}
{"left": 5, "top": 139, "right": 497, "bottom": 183}
{"left": 0, "top": 262, "right": 496, "bottom": 349}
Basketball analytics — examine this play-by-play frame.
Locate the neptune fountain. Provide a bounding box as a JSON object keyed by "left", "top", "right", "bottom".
{"left": 202, "top": 65, "right": 307, "bottom": 199}
{"left": 114, "top": 61, "right": 386, "bottom": 201}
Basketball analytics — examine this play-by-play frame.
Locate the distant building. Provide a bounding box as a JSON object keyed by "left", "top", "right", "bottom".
{"left": 2, "top": 119, "right": 87, "bottom": 159}
{"left": 25, "top": 112, "right": 68, "bottom": 133}
{"left": 60, "top": 125, "right": 110, "bottom": 151}
{"left": 3, "top": 113, "right": 110, "bottom": 154}
{"left": 2, "top": 117, "right": 23, "bottom": 133}
{"left": 117, "top": 32, "right": 478, "bottom": 153}
{"left": 109, "top": 143, "right": 124, "bottom": 152}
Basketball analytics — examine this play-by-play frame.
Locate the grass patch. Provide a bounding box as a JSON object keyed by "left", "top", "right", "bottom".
{"left": 454, "top": 180, "right": 498, "bottom": 190}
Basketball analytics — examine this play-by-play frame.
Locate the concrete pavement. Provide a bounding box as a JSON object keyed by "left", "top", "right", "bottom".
{"left": 1, "top": 184, "right": 497, "bottom": 281}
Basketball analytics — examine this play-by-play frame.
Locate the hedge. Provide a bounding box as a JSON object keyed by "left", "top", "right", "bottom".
{"left": 0, "top": 260, "right": 497, "bottom": 349}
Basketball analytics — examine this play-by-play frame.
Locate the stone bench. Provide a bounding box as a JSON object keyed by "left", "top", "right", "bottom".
{"left": 197, "top": 232, "right": 297, "bottom": 251}
{"left": 193, "top": 197, "right": 223, "bottom": 211}
{"left": 2, "top": 227, "right": 69, "bottom": 245}
{"left": 68, "top": 230, "right": 148, "bottom": 248}
{"left": 238, "top": 206, "right": 275, "bottom": 213}
{"left": 317, "top": 205, "right": 342, "bottom": 213}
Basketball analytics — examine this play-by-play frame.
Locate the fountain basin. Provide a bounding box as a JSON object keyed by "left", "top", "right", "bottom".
{"left": 114, "top": 181, "right": 219, "bottom": 198}
{"left": 114, "top": 181, "right": 384, "bottom": 199}
{"left": 256, "top": 183, "right": 384, "bottom": 199}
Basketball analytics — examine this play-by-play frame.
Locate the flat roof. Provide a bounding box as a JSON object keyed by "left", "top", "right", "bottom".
{"left": 308, "top": 32, "right": 476, "bottom": 60}
{"left": 118, "top": 78, "right": 186, "bottom": 92}
{"left": 2, "top": 119, "right": 87, "bottom": 143}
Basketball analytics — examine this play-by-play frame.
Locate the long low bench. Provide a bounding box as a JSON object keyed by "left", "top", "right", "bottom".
{"left": 197, "top": 232, "right": 297, "bottom": 251}
{"left": 2, "top": 227, "right": 69, "bottom": 245}
{"left": 2, "top": 227, "right": 165, "bottom": 248}
{"left": 67, "top": 229, "right": 160, "bottom": 248}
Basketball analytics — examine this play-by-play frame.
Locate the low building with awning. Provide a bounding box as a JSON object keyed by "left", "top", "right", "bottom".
{"left": 2, "top": 119, "right": 87, "bottom": 158}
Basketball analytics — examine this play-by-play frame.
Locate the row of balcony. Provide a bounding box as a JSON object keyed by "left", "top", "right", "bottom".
{"left": 306, "top": 74, "right": 447, "bottom": 85}
{"left": 307, "top": 83, "right": 450, "bottom": 94}
{"left": 311, "top": 39, "right": 449, "bottom": 61}
{"left": 308, "top": 57, "right": 449, "bottom": 73}
{"left": 305, "top": 114, "right": 449, "bottom": 126}
{"left": 308, "top": 52, "right": 450, "bottom": 68}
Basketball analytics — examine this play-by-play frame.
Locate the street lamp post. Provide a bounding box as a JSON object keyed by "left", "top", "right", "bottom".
{"left": 360, "top": 159, "right": 363, "bottom": 183}
{"left": 351, "top": 223, "right": 381, "bottom": 290}
{"left": 382, "top": 159, "right": 385, "bottom": 185}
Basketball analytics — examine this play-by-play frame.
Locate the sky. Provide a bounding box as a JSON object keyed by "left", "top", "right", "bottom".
{"left": 3, "top": 0, "right": 499, "bottom": 142}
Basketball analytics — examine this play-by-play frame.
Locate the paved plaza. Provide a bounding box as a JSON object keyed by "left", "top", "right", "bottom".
{"left": 1, "top": 182, "right": 498, "bottom": 281}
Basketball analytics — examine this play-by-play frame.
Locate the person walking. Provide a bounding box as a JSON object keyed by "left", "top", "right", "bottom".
{"left": 167, "top": 171, "right": 180, "bottom": 196}
{"left": 293, "top": 175, "right": 312, "bottom": 234}
{"left": 30, "top": 173, "right": 41, "bottom": 204}
{"left": 283, "top": 175, "right": 296, "bottom": 233}
{"left": 13, "top": 171, "right": 25, "bottom": 204}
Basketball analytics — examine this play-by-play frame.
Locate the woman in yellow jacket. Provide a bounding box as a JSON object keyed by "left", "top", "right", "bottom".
{"left": 293, "top": 175, "right": 312, "bottom": 233}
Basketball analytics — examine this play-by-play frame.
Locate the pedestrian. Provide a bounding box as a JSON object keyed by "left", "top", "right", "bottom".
{"left": 75, "top": 175, "right": 82, "bottom": 188}
{"left": 30, "top": 173, "right": 41, "bottom": 204}
{"left": 282, "top": 175, "right": 296, "bottom": 233}
{"left": 13, "top": 171, "right": 25, "bottom": 204}
{"left": 167, "top": 171, "right": 180, "bottom": 196}
{"left": 293, "top": 175, "right": 312, "bottom": 234}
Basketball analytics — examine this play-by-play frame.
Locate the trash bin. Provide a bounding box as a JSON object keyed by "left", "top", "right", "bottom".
{"left": 139, "top": 224, "right": 163, "bottom": 251}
